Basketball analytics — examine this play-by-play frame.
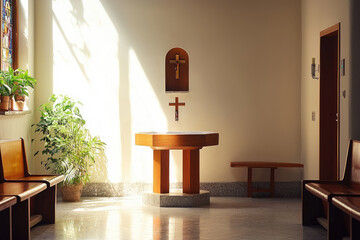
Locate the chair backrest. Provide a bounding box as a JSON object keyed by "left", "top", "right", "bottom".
{"left": 0, "top": 138, "right": 28, "bottom": 180}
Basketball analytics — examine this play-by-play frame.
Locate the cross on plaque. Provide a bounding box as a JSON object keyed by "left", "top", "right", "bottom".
{"left": 169, "top": 97, "right": 185, "bottom": 121}
{"left": 169, "top": 54, "right": 186, "bottom": 80}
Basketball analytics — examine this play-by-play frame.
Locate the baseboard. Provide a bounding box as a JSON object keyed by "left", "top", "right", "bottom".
{"left": 73, "top": 182, "right": 301, "bottom": 198}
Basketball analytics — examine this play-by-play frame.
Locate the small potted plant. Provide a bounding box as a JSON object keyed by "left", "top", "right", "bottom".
{"left": 32, "top": 94, "right": 106, "bottom": 201}
{"left": 0, "top": 68, "right": 14, "bottom": 111}
{"left": 0, "top": 67, "right": 36, "bottom": 111}
{"left": 12, "top": 68, "right": 36, "bottom": 110}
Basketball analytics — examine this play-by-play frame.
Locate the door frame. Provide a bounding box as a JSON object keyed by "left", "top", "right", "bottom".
{"left": 319, "top": 23, "right": 340, "bottom": 180}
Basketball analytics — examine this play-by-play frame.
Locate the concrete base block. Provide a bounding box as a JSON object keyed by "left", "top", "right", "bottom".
{"left": 143, "top": 190, "right": 210, "bottom": 207}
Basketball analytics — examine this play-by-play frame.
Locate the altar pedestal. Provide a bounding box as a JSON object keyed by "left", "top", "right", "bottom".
{"left": 143, "top": 190, "right": 210, "bottom": 207}
{"left": 135, "top": 132, "right": 219, "bottom": 207}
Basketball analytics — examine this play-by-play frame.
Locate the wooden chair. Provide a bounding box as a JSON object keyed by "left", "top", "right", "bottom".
{"left": 302, "top": 140, "right": 360, "bottom": 239}
{"left": 0, "top": 195, "right": 17, "bottom": 240}
{"left": 0, "top": 138, "right": 64, "bottom": 224}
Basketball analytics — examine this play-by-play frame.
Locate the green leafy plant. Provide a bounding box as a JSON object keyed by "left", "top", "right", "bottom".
{"left": 0, "top": 67, "right": 36, "bottom": 98}
{"left": 13, "top": 68, "right": 36, "bottom": 99}
{"left": 32, "top": 94, "right": 106, "bottom": 185}
{"left": 0, "top": 67, "right": 16, "bottom": 96}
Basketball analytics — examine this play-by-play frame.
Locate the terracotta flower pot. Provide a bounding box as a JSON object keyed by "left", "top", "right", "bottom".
{"left": 59, "top": 184, "right": 84, "bottom": 202}
{"left": 0, "top": 96, "right": 10, "bottom": 111}
{"left": 11, "top": 98, "right": 25, "bottom": 111}
{"left": 15, "top": 101, "right": 25, "bottom": 111}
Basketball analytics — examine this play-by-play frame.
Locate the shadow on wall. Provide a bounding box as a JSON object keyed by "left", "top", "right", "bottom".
{"left": 350, "top": 0, "right": 360, "bottom": 139}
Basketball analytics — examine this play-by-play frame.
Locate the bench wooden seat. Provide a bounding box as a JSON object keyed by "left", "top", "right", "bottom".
{"left": 0, "top": 196, "right": 17, "bottom": 240}
{"left": 15, "top": 175, "right": 64, "bottom": 188}
{"left": 333, "top": 196, "right": 360, "bottom": 220}
{"left": 305, "top": 183, "right": 360, "bottom": 200}
{"left": 230, "top": 161, "right": 303, "bottom": 197}
{"left": 0, "top": 182, "right": 47, "bottom": 201}
{"left": 302, "top": 140, "right": 360, "bottom": 240}
{"left": 0, "top": 196, "right": 16, "bottom": 211}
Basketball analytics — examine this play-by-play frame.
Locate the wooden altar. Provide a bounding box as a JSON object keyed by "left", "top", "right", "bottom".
{"left": 135, "top": 132, "right": 219, "bottom": 194}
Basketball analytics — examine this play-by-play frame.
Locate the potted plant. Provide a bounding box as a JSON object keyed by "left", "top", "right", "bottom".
{"left": 12, "top": 68, "right": 36, "bottom": 110}
{"left": 0, "top": 68, "right": 14, "bottom": 111}
{"left": 32, "top": 94, "right": 106, "bottom": 201}
{"left": 0, "top": 67, "right": 36, "bottom": 111}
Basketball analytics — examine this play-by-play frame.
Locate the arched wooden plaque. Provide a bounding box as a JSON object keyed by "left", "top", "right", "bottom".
{"left": 165, "top": 48, "right": 189, "bottom": 92}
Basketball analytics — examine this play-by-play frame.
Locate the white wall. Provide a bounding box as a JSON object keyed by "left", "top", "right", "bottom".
{"left": 0, "top": 0, "right": 35, "bottom": 170}
{"left": 301, "top": 0, "right": 351, "bottom": 180}
{"left": 33, "top": 0, "right": 302, "bottom": 184}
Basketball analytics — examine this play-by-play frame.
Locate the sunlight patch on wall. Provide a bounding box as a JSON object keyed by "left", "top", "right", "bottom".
{"left": 129, "top": 48, "right": 168, "bottom": 182}
{"left": 52, "top": 0, "right": 121, "bottom": 182}
{"left": 19, "top": 0, "right": 29, "bottom": 41}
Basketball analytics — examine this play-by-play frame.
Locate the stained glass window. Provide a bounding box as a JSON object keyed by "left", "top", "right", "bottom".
{"left": 1, "top": 0, "right": 16, "bottom": 70}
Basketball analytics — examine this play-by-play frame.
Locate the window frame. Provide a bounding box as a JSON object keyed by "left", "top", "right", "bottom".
{"left": 0, "top": 0, "right": 18, "bottom": 70}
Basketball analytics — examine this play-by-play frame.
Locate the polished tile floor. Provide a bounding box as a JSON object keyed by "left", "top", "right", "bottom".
{"left": 31, "top": 197, "right": 326, "bottom": 240}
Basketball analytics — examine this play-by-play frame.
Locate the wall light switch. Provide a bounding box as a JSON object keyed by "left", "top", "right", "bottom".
{"left": 312, "top": 111, "right": 316, "bottom": 121}
{"left": 340, "top": 58, "right": 345, "bottom": 76}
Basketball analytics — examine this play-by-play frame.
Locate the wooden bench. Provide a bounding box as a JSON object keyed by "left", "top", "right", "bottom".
{"left": 0, "top": 138, "right": 64, "bottom": 225}
{"left": 302, "top": 140, "right": 360, "bottom": 239}
{"left": 0, "top": 195, "right": 17, "bottom": 240}
{"left": 230, "top": 161, "right": 303, "bottom": 197}
{"left": 330, "top": 196, "right": 360, "bottom": 240}
{"left": 0, "top": 181, "right": 47, "bottom": 239}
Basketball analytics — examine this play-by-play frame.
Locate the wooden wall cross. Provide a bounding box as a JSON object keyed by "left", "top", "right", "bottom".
{"left": 169, "top": 97, "right": 185, "bottom": 121}
{"left": 165, "top": 48, "right": 189, "bottom": 92}
{"left": 169, "top": 54, "right": 186, "bottom": 79}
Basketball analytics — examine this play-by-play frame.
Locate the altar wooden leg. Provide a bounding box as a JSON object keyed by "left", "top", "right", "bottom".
{"left": 183, "top": 149, "right": 200, "bottom": 194}
{"left": 153, "top": 150, "right": 169, "bottom": 193}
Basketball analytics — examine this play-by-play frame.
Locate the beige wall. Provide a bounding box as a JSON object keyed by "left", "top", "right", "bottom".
{"left": 33, "top": 0, "right": 302, "bottom": 183}
{"left": 350, "top": 1, "right": 360, "bottom": 141}
{"left": 301, "top": 0, "right": 351, "bottom": 180}
{"left": 0, "top": 0, "right": 35, "bottom": 170}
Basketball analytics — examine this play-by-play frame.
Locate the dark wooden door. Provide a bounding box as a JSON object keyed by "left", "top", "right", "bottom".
{"left": 319, "top": 23, "right": 340, "bottom": 180}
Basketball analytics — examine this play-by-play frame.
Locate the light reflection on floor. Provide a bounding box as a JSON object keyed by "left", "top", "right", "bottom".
{"left": 31, "top": 197, "right": 326, "bottom": 240}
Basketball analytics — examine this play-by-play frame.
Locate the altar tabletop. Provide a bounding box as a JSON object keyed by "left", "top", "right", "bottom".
{"left": 135, "top": 132, "right": 218, "bottom": 149}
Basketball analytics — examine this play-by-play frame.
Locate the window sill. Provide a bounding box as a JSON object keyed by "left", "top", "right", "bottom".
{"left": 0, "top": 110, "right": 31, "bottom": 116}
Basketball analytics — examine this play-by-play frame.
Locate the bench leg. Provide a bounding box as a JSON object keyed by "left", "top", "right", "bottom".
{"left": 302, "top": 182, "right": 324, "bottom": 226}
{"left": 328, "top": 200, "right": 346, "bottom": 240}
{"left": 247, "top": 167, "right": 252, "bottom": 197}
{"left": 12, "top": 199, "right": 30, "bottom": 240}
{"left": 0, "top": 207, "right": 12, "bottom": 240}
{"left": 350, "top": 217, "right": 360, "bottom": 240}
{"left": 270, "top": 168, "right": 275, "bottom": 197}
{"left": 32, "top": 185, "right": 57, "bottom": 224}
